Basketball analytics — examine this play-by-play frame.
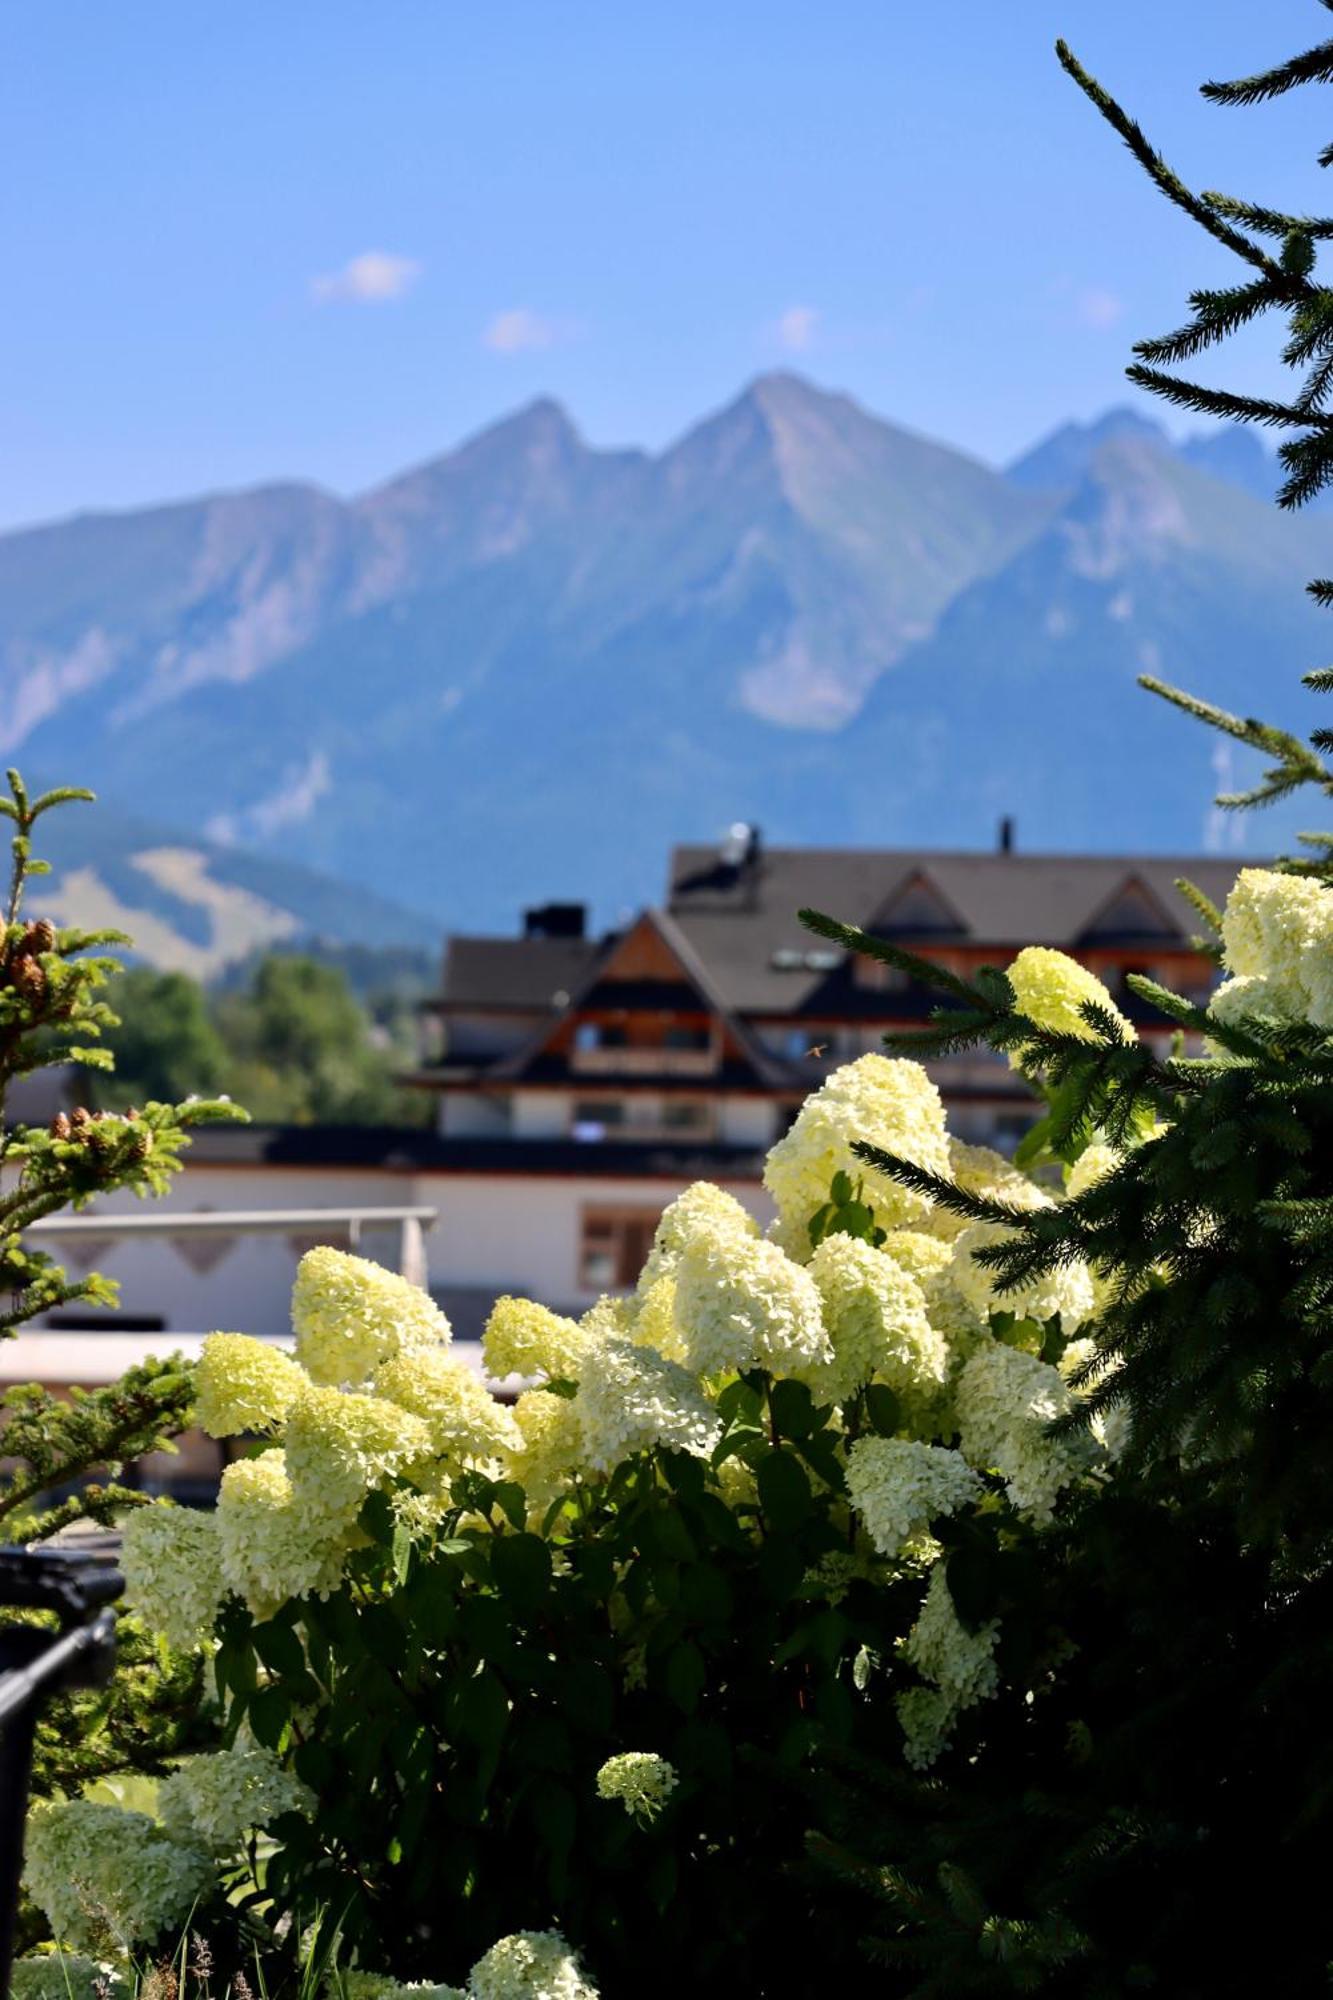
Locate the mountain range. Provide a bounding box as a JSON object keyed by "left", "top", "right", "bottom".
{"left": 3, "top": 373, "right": 1327, "bottom": 958}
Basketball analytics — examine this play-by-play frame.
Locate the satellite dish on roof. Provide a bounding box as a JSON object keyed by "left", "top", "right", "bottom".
{"left": 719, "top": 821, "right": 761, "bottom": 869}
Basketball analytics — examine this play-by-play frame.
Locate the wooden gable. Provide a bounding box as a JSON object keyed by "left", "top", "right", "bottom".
{"left": 1080, "top": 875, "right": 1180, "bottom": 943}
{"left": 868, "top": 871, "right": 968, "bottom": 938}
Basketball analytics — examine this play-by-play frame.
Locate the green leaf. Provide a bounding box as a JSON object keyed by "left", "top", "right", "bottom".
{"left": 769, "top": 1379, "right": 818, "bottom": 1439}
{"left": 680, "top": 1560, "right": 734, "bottom": 1627}
{"left": 664, "top": 1640, "right": 707, "bottom": 1715}
{"left": 489, "top": 1532, "right": 552, "bottom": 1614}
{"left": 455, "top": 1669, "right": 511, "bottom": 1762}
{"left": 392, "top": 1520, "right": 414, "bottom": 1587}
{"left": 247, "top": 1684, "right": 291, "bottom": 1751}
{"left": 757, "top": 1449, "right": 814, "bottom": 1531}
{"left": 946, "top": 1544, "right": 1002, "bottom": 1633}
{"left": 558, "top": 1659, "right": 614, "bottom": 1735}
{"left": 862, "top": 1384, "right": 902, "bottom": 1436}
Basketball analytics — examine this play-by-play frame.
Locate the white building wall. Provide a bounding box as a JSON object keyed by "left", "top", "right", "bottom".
{"left": 511, "top": 1091, "right": 570, "bottom": 1138}
{"left": 417, "top": 1170, "right": 772, "bottom": 1316}
{"left": 718, "top": 1097, "right": 780, "bottom": 1148}
{"left": 35, "top": 1166, "right": 416, "bottom": 1340}
{"left": 29, "top": 1159, "right": 776, "bottom": 1342}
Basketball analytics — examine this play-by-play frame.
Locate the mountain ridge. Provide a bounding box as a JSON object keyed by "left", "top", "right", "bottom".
{"left": 2, "top": 373, "right": 1321, "bottom": 934}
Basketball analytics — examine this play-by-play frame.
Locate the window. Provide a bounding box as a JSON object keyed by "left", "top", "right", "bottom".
{"left": 663, "top": 1023, "right": 711, "bottom": 1051}
{"left": 661, "top": 1099, "right": 711, "bottom": 1133}
{"left": 580, "top": 1209, "right": 661, "bottom": 1290}
{"left": 572, "top": 1098, "right": 626, "bottom": 1140}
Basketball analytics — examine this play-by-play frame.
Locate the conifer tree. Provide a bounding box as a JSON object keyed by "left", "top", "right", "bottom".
{"left": 0, "top": 772, "right": 234, "bottom": 1797}
{"left": 798, "top": 13, "right": 1333, "bottom": 1989}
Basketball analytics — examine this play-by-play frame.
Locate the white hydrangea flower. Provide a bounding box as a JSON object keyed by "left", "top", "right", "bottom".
{"left": 763, "top": 1055, "right": 951, "bottom": 1253}
{"left": 482, "top": 1296, "right": 593, "bottom": 1383}
{"left": 375, "top": 1347, "right": 521, "bottom": 1462}
{"left": 1064, "top": 1142, "right": 1120, "bottom": 1201}
{"left": 1209, "top": 972, "right": 1289, "bottom": 1029}
{"left": 627, "top": 1274, "right": 687, "bottom": 1362}
{"left": 467, "top": 1930, "right": 598, "bottom": 2000}
{"left": 292, "top": 1247, "right": 450, "bottom": 1387}
{"left": 283, "top": 1386, "right": 431, "bottom": 1538}
{"left": 880, "top": 1228, "right": 954, "bottom": 1284}
{"left": 120, "top": 1503, "right": 224, "bottom": 1652}
{"left": 10, "top": 1955, "right": 131, "bottom": 2000}
{"left": 846, "top": 1438, "right": 980, "bottom": 1558}
{"left": 672, "top": 1228, "right": 831, "bottom": 1378}
{"left": 950, "top": 1222, "right": 1095, "bottom": 1333}
{"left": 930, "top": 1139, "right": 1052, "bottom": 1242}
{"left": 156, "top": 1745, "right": 312, "bottom": 1855}
{"left": 505, "top": 1389, "right": 587, "bottom": 1517}
{"left": 954, "top": 1340, "right": 1091, "bottom": 1522}
{"left": 802, "top": 1234, "right": 947, "bottom": 1408}
{"left": 895, "top": 1684, "right": 959, "bottom": 1772}
{"left": 637, "top": 1181, "right": 759, "bottom": 1291}
{"left": 217, "top": 1450, "right": 352, "bottom": 1620}
{"left": 22, "top": 1802, "right": 212, "bottom": 1953}
{"left": 195, "top": 1331, "right": 307, "bottom": 1437}
{"left": 340, "top": 1977, "right": 464, "bottom": 2000}
{"left": 575, "top": 1337, "right": 721, "bottom": 1472}
{"left": 896, "top": 1562, "right": 1000, "bottom": 1770}
{"left": 1006, "top": 946, "right": 1132, "bottom": 1045}
{"left": 595, "top": 1751, "right": 678, "bottom": 1823}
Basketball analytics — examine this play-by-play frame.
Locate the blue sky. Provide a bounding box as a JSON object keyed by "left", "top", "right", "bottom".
{"left": 2, "top": 0, "right": 1329, "bottom": 528}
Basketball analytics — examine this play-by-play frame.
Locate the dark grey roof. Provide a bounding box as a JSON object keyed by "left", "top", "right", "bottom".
{"left": 666, "top": 844, "right": 1246, "bottom": 1014}
{"left": 187, "top": 1123, "right": 764, "bottom": 1179}
{"left": 438, "top": 935, "right": 604, "bottom": 1011}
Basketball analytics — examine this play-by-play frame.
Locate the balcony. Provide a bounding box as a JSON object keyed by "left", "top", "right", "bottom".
{"left": 569, "top": 1045, "right": 717, "bottom": 1077}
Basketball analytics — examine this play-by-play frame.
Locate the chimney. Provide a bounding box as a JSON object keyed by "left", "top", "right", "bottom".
{"left": 523, "top": 901, "right": 586, "bottom": 940}
{"left": 998, "top": 816, "right": 1015, "bottom": 855}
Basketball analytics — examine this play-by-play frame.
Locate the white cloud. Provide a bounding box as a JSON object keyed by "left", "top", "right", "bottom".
{"left": 776, "top": 304, "right": 820, "bottom": 352}
{"left": 312, "top": 251, "right": 421, "bottom": 304}
{"left": 1075, "top": 287, "right": 1125, "bottom": 330}
{"left": 483, "top": 307, "right": 561, "bottom": 354}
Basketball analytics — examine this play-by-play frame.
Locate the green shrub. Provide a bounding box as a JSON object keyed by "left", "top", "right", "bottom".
{"left": 73, "top": 1018, "right": 1162, "bottom": 1995}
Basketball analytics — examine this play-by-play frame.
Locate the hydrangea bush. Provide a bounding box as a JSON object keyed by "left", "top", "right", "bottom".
{"left": 78, "top": 1009, "right": 1142, "bottom": 1993}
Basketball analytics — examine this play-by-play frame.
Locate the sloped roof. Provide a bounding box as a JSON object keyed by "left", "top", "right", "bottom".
{"left": 666, "top": 845, "right": 1246, "bottom": 1014}
{"left": 438, "top": 935, "right": 604, "bottom": 1010}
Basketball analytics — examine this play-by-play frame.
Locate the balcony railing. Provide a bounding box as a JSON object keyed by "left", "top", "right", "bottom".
{"left": 569, "top": 1046, "right": 716, "bottom": 1076}
{"left": 27, "top": 1205, "right": 438, "bottom": 1288}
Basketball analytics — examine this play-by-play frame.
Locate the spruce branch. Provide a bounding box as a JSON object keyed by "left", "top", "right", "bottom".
{"left": 1201, "top": 34, "right": 1333, "bottom": 107}
{"left": 1055, "top": 41, "right": 1281, "bottom": 277}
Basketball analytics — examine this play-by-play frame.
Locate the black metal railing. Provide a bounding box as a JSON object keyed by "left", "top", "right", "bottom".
{"left": 0, "top": 1549, "right": 123, "bottom": 1991}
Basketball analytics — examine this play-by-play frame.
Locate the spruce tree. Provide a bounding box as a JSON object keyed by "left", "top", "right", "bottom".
{"left": 0, "top": 772, "right": 234, "bottom": 1799}
{"left": 797, "top": 12, "right": 1333, "bottom": 1990}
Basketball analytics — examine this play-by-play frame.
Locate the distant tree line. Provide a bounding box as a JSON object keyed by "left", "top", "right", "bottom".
{"left": 91, "top": 948, "right": 433, "bottom": 1127}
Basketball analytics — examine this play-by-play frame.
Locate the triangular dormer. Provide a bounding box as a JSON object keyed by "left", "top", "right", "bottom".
{"left": 868, "top": 870, "right": 969, "bottom": 939}
{"left": 1079, "top": 875, "right": 1180, "bottom": 944}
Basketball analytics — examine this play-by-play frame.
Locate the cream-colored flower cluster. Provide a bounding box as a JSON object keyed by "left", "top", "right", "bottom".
{"left": 121, "top": 1502, "right": 225, "bottom": 1651}
{"left": 805, "top": 1233, "right": 947, "bottom": 1409}
{"left": 1007, "top": 946, "right": 1131, "bottom": 1047}
{"left": 1212, "top": 865, "right": 1333, "bottom": 1027}
{"left": 845, "top": 1437, "right": 980, "bottom": 1557}
{"left": 954, "top": 1339, "right": 1091, "bottom": 1523}
{"left": 293, "top": 1246, "right": 452, "bottom": 1386}
{"left": 22, "top": 1801, "right": 212, "bottom": 1953}
{"left": 196, "top": 1331, "right": 305, "bottom": 1436}
{"left": 9, "top": 1955, "right": 131, "bottom": 2000}
{"left": 468, "top": 1931, "right": 599, "bottom": 2000}
{"left": 763, "top": 1054, "right": 952, "bottom": 1251}
{"left": 120, "top": 1034, "right": 1133, "bottom": 1784}
{"left": 595, "top": 1750, "right": 679, "bottom": 1822}
{"left": 156, "top": 1744, "right": 312, "bottom": 1854}
{"left": 897, "top": 1562, "right": 1001, "bottom": 1769}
